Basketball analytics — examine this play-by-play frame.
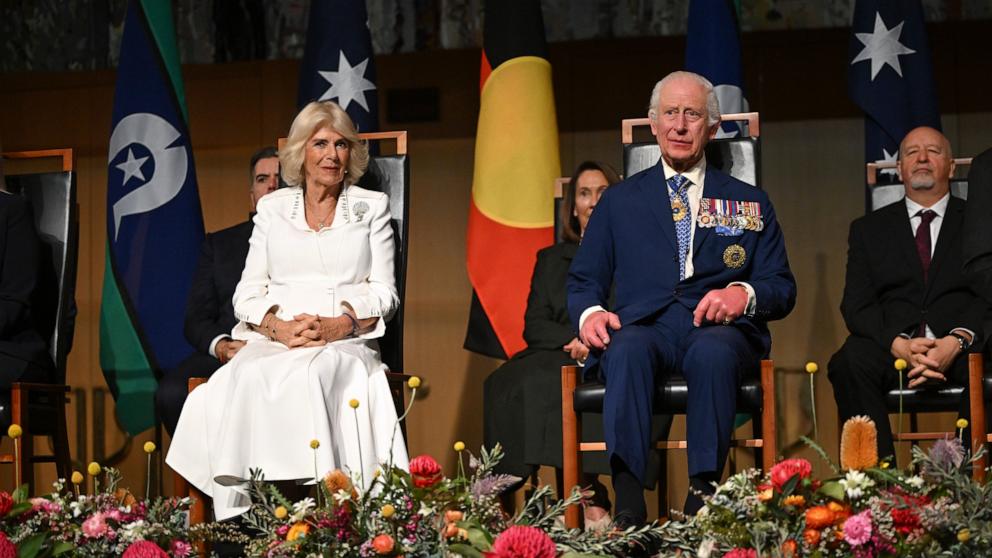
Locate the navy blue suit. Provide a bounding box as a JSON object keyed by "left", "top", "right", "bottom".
{"left": 567, "top": 162, "right": 795, "bottom": 482}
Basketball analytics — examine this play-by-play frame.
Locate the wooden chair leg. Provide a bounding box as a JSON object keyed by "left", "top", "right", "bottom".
{"left": 54, "top": 393, "right": 71, "bottom": 482}
{"left": 561, "top": 365, "right": 582, "bottom": 530}
{"left": 968, "top": 353, "right": 987, "bottom": 482}
{"left": 760, "top": 360, "right": 776, "bottom": 471}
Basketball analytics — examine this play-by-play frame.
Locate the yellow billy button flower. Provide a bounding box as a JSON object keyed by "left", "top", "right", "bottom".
{"left": 7, "top": 424, "right": 22, "bottom": 439}
{"left": 880, "top": 460, "right": 890, "bottom": 469}
{"left": 87, "top": 462, "right": 102, "bottom": 476}
{"left": 349, "top": 399, "right": 360, "bottom": 409}
{"left": 805, "top": 362, "right": 818, "bottom": 374}
{"left": 453, "top": 441, "right": 466, "bottom": 452}
{"left": 71, "top": 471, "right": 84, "bottom": 485}
{"left": 407, "top": 376, "right": 422, "bottom": 389}
{"left": 894, "top": 358, "right": 908, "bottom": 372}
{"left": 143, "top": 441, "right": 156, "bottom": 454}
{"left": 274, "top": 506, "right": 288, "bottom": 519}
{"left": 957, "top": 418, "right": 969, "bottom": 430}
{"left": 958, "top": 528, "right": 970, "bottom": 542}
{"left": 310, "top": 439, "right": 320, "bottom": 449}
{"left": 381, "top": 504, "right": 395, "bottom": 518}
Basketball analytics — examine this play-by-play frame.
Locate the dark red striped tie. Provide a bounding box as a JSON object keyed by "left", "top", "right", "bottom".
{"left": 915, "top": 209, "right": 936, "bottom": 336}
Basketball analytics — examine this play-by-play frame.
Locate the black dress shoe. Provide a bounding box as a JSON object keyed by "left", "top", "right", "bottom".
{"left": 683, "top": 474, "right": 717, "bottom": 516}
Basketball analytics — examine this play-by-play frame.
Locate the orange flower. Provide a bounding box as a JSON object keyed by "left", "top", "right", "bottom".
{"left": 286, "top": 522, "right": 310, "bottom": 541}
{"left": 756, "top": 484, "right": 774, "bottom": 503}
{"left": 803, "top": 528, "right": 821, "bottom": 546}
{"left": 372, "top": 534, "right": 395, "bottom": 554}
{"left": 783, "top": 495, "right": 806, "bottom": 507}
{"left": 781, "top": 539, "right": 798, "bottom": 557}
{"left": 827, "top": 501, "right": 851, "bottom": 524}
{"left": 443, "top": 523, "right": 459, "bottom": 538}
{"left": 324, "top": 470, "right": 358, "bottom": 500}
{"left": 805, "top": 506, "right": 834, "bottom": 529}
{"left": 444, "top": 510, "right": 464, "bottom": 523}
{"left": 114, "top": 488, "right": 137, "bottom": 508}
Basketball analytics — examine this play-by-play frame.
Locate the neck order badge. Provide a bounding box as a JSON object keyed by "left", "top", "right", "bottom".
{"left": 100, "top": 0, "right": 205, "bottom": 435}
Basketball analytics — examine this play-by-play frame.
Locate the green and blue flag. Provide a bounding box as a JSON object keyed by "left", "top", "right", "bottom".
{"left": 101, "top": 0, "right": 204, "bottom": 434}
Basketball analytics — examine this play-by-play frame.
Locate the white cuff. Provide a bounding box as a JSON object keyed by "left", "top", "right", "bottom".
{"left": 579, "top": 305, "right": 607, "bottom": 331}
{"left": 728, "top": 282, "right": 756, "bottom": 317}
{"left": 208, "top": 334, "right": 231, "bottom": 359}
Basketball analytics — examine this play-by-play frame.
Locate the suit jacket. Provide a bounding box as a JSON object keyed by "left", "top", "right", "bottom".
{"left": 963, "top": 148, "right": 992, "bottom": 313}
{"left": 841, "top": 195, "right": 986, "bottom": 350}
{"left": 568, "top": 163, "right": 796, "bottom": 369}
{"left": 183, "top": 218, "right": 254, "bottom": 355}
{"left": 0, "top": 192, "right": 51, "bottom": 370}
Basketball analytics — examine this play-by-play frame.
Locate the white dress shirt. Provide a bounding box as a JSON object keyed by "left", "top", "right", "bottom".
{"left": 902, "top": 192, "right": 972, "bottom": 341}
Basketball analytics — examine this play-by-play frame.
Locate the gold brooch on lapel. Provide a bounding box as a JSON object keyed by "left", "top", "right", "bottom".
{"left": 723, "top": 244, "right": 746, "bottom": 269}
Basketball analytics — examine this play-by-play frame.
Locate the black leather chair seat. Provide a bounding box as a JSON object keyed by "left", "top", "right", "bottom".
{"left": 885, "top": 372, "right": 992, "bottom": 414}
{"left": 573, "top": 375, "right": 764, "bottom": 415}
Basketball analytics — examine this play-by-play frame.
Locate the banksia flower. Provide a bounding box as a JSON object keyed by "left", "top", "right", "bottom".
{"left": 840, "top": 416, "right": 878, "bottom": 470}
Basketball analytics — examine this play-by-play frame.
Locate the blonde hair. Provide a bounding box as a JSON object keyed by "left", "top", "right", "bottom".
{"left": 280, "top": 101, "right": 370, "bottom": 187}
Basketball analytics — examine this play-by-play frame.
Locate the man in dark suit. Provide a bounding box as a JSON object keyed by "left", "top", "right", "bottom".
{"left": 963, "top": 147, "right": 992, "bottom": 346}
{"left": 829, "top": 126, "right": 987, "bottom": 461}
{"left": 567, "top": 71, "right": 796, "bottom": 522}
{"left": 0, "top": 143, "right": 55, "bottom": 428}
{"left": 156, "top": 146, "right": 279, "bottom": 435}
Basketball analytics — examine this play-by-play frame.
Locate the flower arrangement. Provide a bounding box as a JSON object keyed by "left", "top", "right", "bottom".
{"left": 658, "top": 416, "right": 992, "bottom": 557}
{"left": 0, "top": 431, "right": 237, "bottom": 558}
{"left": 240, "top": 443, "right": 669, "bottom": 557}
{"left": 0, "top": 466, "right": 231, "bottom": 558}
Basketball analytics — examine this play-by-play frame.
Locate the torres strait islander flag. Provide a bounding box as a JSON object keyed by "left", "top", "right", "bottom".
{"left": 100, "top": 0, "right": 204, "bottom": 434}
{"left": 464, "top": 0, "right": 560, "bottom": 359}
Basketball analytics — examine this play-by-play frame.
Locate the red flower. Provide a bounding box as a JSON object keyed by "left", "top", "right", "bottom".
{"left": 0, "top": 533, "right": 15, "bottom": 558}
{"left": 885, "top": 488, "right": 929, "bottom": 535}
{"left": 372, "top": 534, "right": 395, "bottom": 554}
{"left": 723, "top": 549, "right": 758, "bottom": 558}
{"left": 122, "top": 540, "right": 169, "bottom": 558}
{"left": 769, "top": 458, "right": 812, "bottom": 491}
{"left": 485, "top": 525, "right": 556, "bottom": 558}
{"left": 0, "top": 493, "right": 11, "bottom": 517}
{"left": 409, "top": 455, "right": 443, "bottom": 488}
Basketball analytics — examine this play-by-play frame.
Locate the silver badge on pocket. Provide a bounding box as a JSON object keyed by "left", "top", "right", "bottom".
{"left": 354, "top": 201, "right": 370, "bottom": 222}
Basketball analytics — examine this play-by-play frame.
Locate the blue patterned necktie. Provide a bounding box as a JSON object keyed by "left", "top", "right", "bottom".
{"left": 668, "top": 174, "right": 691, "bottom": 280}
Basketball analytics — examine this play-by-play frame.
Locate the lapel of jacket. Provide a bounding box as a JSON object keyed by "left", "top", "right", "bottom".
{"left": 925, "top": 196, "right": 963, "bottom": 298}
{"left": 639, "top": 162, "right": 677, "bottom": 252}
{"left": 692, "top": 167, "right": 727, "bottom": 253}
{"left": 886, "top": 201, "right": 927, "bottom": 290}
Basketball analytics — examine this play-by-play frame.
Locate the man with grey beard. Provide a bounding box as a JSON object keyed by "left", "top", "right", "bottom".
{"left": 828, "top": 126, "right": 989, "bottom": 460}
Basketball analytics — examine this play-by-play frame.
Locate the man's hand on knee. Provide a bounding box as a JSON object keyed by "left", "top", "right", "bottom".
{"left": 580, "top": 311, "right": 622, "bottom": 350}
{"left": 692, "top": 287, "right": 747, "bottom": 327}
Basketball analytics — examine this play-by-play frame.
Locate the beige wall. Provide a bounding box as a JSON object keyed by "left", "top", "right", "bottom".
{"left": 2, "top": 57, "right": 990, "bottom": 513}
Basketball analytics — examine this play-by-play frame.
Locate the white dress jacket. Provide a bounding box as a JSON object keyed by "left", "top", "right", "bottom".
{"left": 166, "top": 185, "right": 409, "bottom": 520}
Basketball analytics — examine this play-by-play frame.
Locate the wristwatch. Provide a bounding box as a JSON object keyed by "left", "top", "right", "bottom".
{"left": 949, "top": 332, "right": 972, "bottom": 352}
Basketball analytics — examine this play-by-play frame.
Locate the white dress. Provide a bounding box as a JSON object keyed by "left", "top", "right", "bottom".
{"left": 166, "top": 185, "right": 408, "bottom": 520}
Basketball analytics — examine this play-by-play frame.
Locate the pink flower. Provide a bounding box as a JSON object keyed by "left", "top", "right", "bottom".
{"left": 0, "top": 533, "right": 15, "bottom": 558}
{"left": 122, "top": 540, "right": 169, "bottom": 558}
{"left": 0, "top": 493, "right": 12, "bottom": 517}
{"left": 844, "top": 511, "right": 873, "bottom": 547}
{"left": 769, "top": 458, "right": 812, "bottom": 491}
{"left": 170, "top": 540, "right": 193, "bottom": 557}
{"left": 723, "top": 549, "right": 758, "bottom": 558}
{"left": 28, "top": 498, "right": 60, "bottom": 514}
{"left": 485, "top": 525, "right": 557, "bottom": 558}
{"left": 81, "top": 513, "right": 109, "bottom": 538}
{"left": 409, "top": 455, "right": 443, "bottom": 488}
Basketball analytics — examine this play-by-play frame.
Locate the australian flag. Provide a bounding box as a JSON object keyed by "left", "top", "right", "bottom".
{"left": 848, "top": 0, "right": 940, "bottom": 190}
{"left": 685, "top": 0, "right": 748, "bottom": 138}
{"left": 297, "top": 0, "right": 379, "bottom": 134}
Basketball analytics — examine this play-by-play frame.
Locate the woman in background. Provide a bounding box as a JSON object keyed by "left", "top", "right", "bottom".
{"left": 483, "top": 161, "right": 619, "bottom": 529}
